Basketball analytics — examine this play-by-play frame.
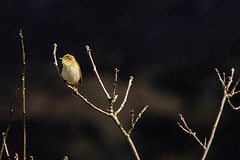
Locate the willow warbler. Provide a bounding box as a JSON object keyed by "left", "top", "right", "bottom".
{"left": 60, "top": 54, "right": 82, "bottom": 91}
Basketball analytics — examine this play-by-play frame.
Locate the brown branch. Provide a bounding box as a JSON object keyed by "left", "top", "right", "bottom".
{"left": 53, "top": 44, "right": 148, "bottom": 160}
{"left": 201, "top": 68, "right": 235, "bottom": 160}
{"left": 110, "top": 113, "right": 140, "bottom": 160}
{"left": 178, "top": 68, "right": 240, "bottom": 160}
{"left": 178, "top": 114, "right": 206, "bottom": 149}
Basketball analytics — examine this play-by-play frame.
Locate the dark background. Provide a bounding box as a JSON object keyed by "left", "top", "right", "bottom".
{"left": 1, "top": 0, "right": 240, "bottom": 159}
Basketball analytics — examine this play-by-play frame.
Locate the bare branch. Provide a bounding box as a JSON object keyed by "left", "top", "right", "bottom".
{"left": 115, "top": 76, "right": 134, "bottom": 115}
{"left": 53, "top": 44, "right": 148, "bottom": 160}
{"left": 19, "top": 29, "right": 27, "bottom": 160}
{"left": 201, "top": 68, "right": 235, "bottom": 160}
{"left": 226, "top": 68, "right": 235, "bottom": 89}
{"left": 110, "top": 113, "right": 140, "bottom": 160}
{"left": 178, "top": 114, "right": 206, "bottom": 149}
{"left": 85, "top": 45, "right": 111, "bottom": 99}
{"left": 128, "top": 105, "right": 149, "bottom": 134}
{"left": 215, "top": 68, "right": 226, "bottom": 88}
{"left": 0, "top": 74, "right": 23, "bottom": 159}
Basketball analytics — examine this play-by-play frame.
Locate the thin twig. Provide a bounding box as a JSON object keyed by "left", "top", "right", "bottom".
{"left": 227, "top": 96, "right": 240, "bottom": 110}
{"left": 115, "top": 76, "right": 134, "bottom": 115}
{"left": 111, "top": 68, "right": 119, "bottom": 103}
{"left": 0, "top": 77, "right": 22, "bottom": 160}
{"left": 85, "top": 45, "right": 111, "bottom": 99}
{"left": 178, "top": 114, "right": 206, "bottom": 149}
{"left": 108, "top": 68, "right": 119, "bottom": 113}
{"left": 130, "top": 109, "right": 135, "bottom": 130}
{"left": 52, "top": 43, "right": 64, "bottom": 82}
{"left": 232, "top": 76, "right": 240, "bottom": 93}
{"left": 2, "top": 133, "right": 10, "bottom": 160}
{"left": 215, "top": 68, "right": 226, "bottom": 88}
{"left": 19, "top": 29, "right": 27, "bottom": 160}
{"left": 129, "top": 105, "right": 149, "bottom": 134}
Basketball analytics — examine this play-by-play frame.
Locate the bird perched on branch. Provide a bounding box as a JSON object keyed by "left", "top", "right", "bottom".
{"left": 60, "top": 54, "right": 82, "bottom": 93}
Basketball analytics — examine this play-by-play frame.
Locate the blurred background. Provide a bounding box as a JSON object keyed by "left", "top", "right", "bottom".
{"left": 1, "top": 0, "right": 240, "bottom": 159}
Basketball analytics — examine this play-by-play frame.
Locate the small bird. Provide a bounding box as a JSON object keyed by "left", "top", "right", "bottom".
{"left": 60, "top": 54, "right": 82, "bottom": 92}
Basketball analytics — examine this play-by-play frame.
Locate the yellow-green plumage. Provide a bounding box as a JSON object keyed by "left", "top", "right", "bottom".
{"left": 60, "top": 54, "right": 82, "bottom": 89}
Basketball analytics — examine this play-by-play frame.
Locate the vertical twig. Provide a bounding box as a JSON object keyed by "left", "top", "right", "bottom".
{"left": 19, "top": 30, "right": 26, "bottom": 160}
{"left": 111, "top": 68, "right": 119, "bottom": 104}
{"left": 52, "top": 43, "right": 64, "bottom": 82}
{"left": 0, "top": 30, "right": 25, "bottom": 160}
{"left": 0, "top": 79, "right": 22, "bottom": 160}
{"left": 201, "top": 68, "right": 234, "bottom": 160}
{"left": 115, "top": 76, "right": 134, "bottom": 115}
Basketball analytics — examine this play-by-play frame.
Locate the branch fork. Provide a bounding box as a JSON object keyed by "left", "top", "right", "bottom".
{"left": 178, "top": 68, "right": 240, "bottom": 160}
{"left": 53, "top": 44, "right": 148, "bottom": 160}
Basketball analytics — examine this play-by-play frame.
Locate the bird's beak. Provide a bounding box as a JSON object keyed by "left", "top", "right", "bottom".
{"left": 59, "top": 57, "right": 63, "bottom": 60}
